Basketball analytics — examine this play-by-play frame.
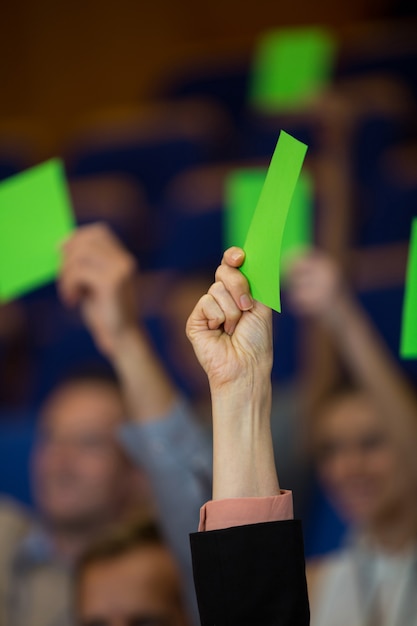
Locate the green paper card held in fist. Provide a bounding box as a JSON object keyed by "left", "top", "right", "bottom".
{"left": 224, "top": 168, "right": 313, "bottom": 264}
{"left": 239, "top": 130, "right": 308, "bottom": 312}
{"left": 224, "top": 169, "right": 267, "bottom": 250}
{"left": 0, "top": 159, "right": 75, "bottom": 302}
{"left": 280, "top": 171, "right": 313, "bottom": 269}
{"left": 400, "top": 218, "right": 417, "bottom": 358}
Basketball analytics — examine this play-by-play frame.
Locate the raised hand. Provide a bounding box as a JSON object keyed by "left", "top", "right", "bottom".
{"left": 286, "top": 250, "right": 347, "bottom": 322}
{"left": 187, "top": 247, "right": 278, "bottom": 500}
{"left": 186, "top": 247, "right": 273, "bottom": 393}
{"left": 58, "top": 223, "right": 138, "bottom": 358}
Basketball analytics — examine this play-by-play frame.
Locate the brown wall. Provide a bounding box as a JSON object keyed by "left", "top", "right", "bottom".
{"left": 0, "top": 0, "right": 389, "bottom": 156}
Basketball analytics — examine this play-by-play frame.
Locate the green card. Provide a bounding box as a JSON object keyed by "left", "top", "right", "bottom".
{"left": 0, "top": 159, "right": 75, "bottom": 302}
{"left": 249, "top": 27, "right": 336, "bottom": 111}
{"left": 240, "top": 130, "right": 308, "bottom": 312}
{"left": 224, "top": 168, "right": 313, "bottom": 264}
{"left": 280, "top": 171, "right": 313, "bottom": 268}
{"left": 224, "top": 169, "right": 266, "bottom": 250}
{"left": 400, "top": 219, "right": 417, "bottom": 358}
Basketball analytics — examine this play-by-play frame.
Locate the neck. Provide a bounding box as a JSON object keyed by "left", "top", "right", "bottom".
{"left": 49, "top": 528, "right": 93, "bottom": 561}
{"left": 45, "top": 513, "right": 117, "bottom": 562}
{"left": 364, "top": 498, "right": 417, "bottom": 553}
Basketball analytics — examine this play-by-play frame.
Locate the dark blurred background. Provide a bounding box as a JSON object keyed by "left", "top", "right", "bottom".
{"left": 0, "top": 0, "right": 416, "bottom": 557}
{"left": 0, "top": 0, "right": 414, "bottom": 155}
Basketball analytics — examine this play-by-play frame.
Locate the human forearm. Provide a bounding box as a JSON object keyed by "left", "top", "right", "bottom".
{"left": 210, "top": 376, "right": 280, "bottom": 500}
{"left": 289, "top": 250, "right": 417, "bottom": 441}
{"left": 59, "top": 225, "right": 179, "bottom": 423}
{"left": 110, "top": 325, "right": 177, "bottom": 422}
{"left": 323, "top": 291, "right": 417, "bottom": 442}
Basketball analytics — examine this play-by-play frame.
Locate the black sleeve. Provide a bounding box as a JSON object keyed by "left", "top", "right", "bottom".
{"left": 189, "top": 519, "right": 310, "bottom": 626}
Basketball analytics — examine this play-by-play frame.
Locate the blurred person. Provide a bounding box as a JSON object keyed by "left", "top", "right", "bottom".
{"left": 32, "top": 369, "right": 148, "bottom": 556}
{"left": 288, "top": 250, "right": 417, "bottom": 625}
{"left": 0, "top": 224, "right": 211, "bottom": 626}
{"left": 185, "top": 247, "right": 309, "bottom": 625}
{"left": 76, "top": 517, "right": 190, "bottom": 626}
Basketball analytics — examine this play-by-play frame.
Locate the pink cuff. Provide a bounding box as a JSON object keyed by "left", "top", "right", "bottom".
{"left": 198, "top": 490, "right": 293, "bottom": 531}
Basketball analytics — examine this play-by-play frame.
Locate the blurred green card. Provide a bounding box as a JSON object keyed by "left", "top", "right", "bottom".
{"left": 239, "top": 130, "right": 308, "bottom": 312}
{"left": 400, "top": 219, "right": 417, "bottom": 358}
{"left": 249, "top": 27, "right": 336, "bottom": 111}
{"left": 0, "top": 159, "right": 75, "bottom": 302}
{"left": 280, "top": 171, "right": 313, "bottom": 267}
{"left": 224, "top": 169, "right": 266, "bottom": 250}
{"left": 224, "top": 168, "right": 313, "bottom": 259}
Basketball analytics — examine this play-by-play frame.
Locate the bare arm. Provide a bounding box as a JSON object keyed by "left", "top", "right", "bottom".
{"left": 288, "top": 251, "right": 417, "bottom": 457}
{"left": 59, "top": 223, "right": 177, "bottom": 422}
{"left": 186, "top": 247, "right": 280, "bottom": 500}
{"left": 186, "top": 249, "right": 309, "bottom": 626}
{"left": 59, "top": 224, "right": 211, "bottom": 626}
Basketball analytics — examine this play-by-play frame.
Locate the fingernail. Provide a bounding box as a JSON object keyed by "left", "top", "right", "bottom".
{"left": 240, "top": 294, "right": 253, "bottom": 310}
{"left": 230, "top": 248, "right": 243, "bottom": 261}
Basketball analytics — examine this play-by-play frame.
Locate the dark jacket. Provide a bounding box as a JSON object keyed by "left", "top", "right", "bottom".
{"left": 190, "top": 519, "right": 310, "bottom": 625}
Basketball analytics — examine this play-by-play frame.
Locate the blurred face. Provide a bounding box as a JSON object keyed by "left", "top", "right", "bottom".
{"left": 78, "top": 545, "right": 189, "bottom": 626}
{"left": 32, "top": 380, "right": 133, "bottom": 530}
{"left": 314, "top": 392, "right": 415, "bottom": 526}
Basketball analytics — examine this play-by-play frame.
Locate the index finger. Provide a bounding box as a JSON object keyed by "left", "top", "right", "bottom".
{"left": 221, "top": 246, "right": 245, "bottom": 269}
{"left": 215, "top": 252, "right": 253, "bottom": 312}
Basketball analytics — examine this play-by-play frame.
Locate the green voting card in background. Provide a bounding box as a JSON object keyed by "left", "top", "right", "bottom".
{"left": 249, "top": 26, "right": 336, "bottom": 111}
{"left": 0, "top": 159, "right": 75, "bottom": 302}
{"left": 238, "top": 130, "right": 308, "bottom": 312}
{"left": 224, "top": 168, "right": 312, "bottom": 258}
{"left": 224, "top": 169, "right": 266, "bottom": 250}
{"left": 280, "top": 171, "right": 313, "bottom": 267}
{"left": 400, "top": 218, "right": 417, "bottom": 358}
{"left": 224, "top": 163, "right": 312, "bottom": 311}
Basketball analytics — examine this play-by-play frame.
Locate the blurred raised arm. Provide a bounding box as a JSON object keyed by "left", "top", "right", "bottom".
{"left": 59, "top": 223, "right": 211, "bottom": 626}
{"left": 288, "top": 250, "right": 417, "bottom": 460}
{"left": 59, "top": 223, "right": 176, "bottom": 420}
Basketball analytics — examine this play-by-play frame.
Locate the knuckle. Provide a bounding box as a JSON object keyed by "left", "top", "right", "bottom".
{"left": 208, "top": 281, "right": 222, "bottom": 296}
{"left": 229, "top": 307, "right": 241, "bottom": 322}
{"left": 121, "top": 253, "right": 137, "bottom": 277}
{"left": 214, "top": 264, "right": 230, "bottom": 285}
{"left": 214, "top": 264, "right": 223, "bottom": 282}
{"left": 93, "top": 221, "right": 110, "bottom": 235}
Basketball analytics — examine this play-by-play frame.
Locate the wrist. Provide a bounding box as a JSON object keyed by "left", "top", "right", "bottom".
{"left": 210, "top": 376, "right": 272, "bottom": 426}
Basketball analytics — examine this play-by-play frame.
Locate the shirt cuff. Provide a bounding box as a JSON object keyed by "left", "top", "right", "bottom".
{"left": 198, "top": 490, "right": 293, "bottom": 531}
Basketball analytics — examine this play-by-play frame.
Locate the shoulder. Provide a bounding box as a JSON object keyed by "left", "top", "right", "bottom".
{"left": 0, "top": 497, "right": 33, "bottom": 541}
{"left": 306, "top": 556, "right": 325, "bottom": 601}
{"left": 306, "top": 550, "right": 351, "bottom": 602}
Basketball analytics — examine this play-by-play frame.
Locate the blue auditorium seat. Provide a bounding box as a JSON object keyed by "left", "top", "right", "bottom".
{"left": 0, "top": 413, "right": 37, "bottom": 509}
